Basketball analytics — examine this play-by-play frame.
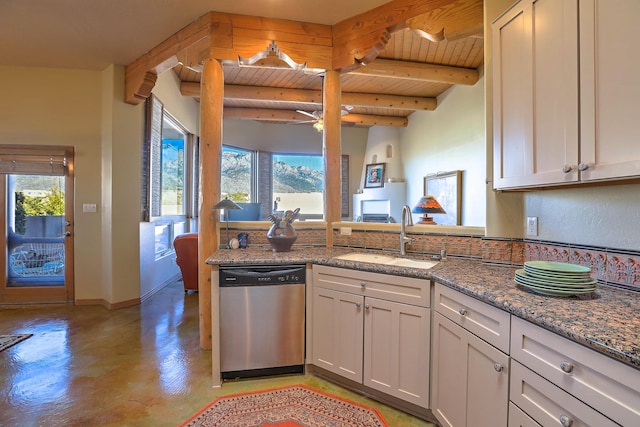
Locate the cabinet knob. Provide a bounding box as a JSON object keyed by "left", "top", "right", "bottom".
{"left": 562, "top": 164, "right": 572, "bottom": 173}
{"left": 459, "top": 308, "right": 468, "bottom": 316}
{"left": 493, "top": 363, "right": 503, "bottom": 372}
{"left": 360, "top": 281, "right": 366, "bottom": 288}
{"left": 355, "top": 302, "right": 361, "bottom": 309}
{"left": 559, "top": 415, "right": 573, "bottom": 427}
{"left": 560, "top": 361, "right": 574, "bottom": 373}
{"left": 365, "top": 303, "right": 370, "bottom": 310}
{"left": 578, "top": 163, "right": 589, "bottom": 171}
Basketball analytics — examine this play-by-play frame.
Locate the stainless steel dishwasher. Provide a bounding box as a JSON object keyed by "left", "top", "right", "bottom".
{"left": 219, "top": 264, "right": 305, "bottom": 379}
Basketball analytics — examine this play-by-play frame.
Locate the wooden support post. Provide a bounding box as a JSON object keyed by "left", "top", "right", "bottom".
{"left": 198, "top": 58, "right": 224, "bottom": 353}
{"left": 323, "top": 70, "right": 342, "bottom": 246}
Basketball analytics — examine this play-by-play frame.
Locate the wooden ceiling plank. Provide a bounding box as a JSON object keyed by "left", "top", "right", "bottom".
{"left": 332, "top": 0, "right": 464, "bottom": 70}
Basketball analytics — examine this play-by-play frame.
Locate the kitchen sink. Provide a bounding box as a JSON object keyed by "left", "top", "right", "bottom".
{"left": 334, "top": 253, "right": 439, "bottom": 269}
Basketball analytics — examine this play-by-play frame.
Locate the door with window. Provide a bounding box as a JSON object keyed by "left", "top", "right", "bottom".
{"left": 0, "top": 145, "right": 74, "bottom": 304}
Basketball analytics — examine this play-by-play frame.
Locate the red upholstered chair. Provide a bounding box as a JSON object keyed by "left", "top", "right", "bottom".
{"left": 174, "top": 233, "right": 198, "bottom": 292}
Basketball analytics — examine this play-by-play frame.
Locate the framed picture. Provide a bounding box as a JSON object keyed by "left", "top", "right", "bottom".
{"left": 364, "top": 163, "right": 385, "bottom": 188}
{"left": 424, "top": 170, "right": 462, "bottom": 226}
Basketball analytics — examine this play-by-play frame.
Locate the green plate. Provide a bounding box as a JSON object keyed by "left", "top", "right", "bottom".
{"left": 524, "top": 261, "right": 591, "bottom": 275}
{"left": 521, "top": 268, "right": 594, "bottom": 283}
{"left": 515, "top": 273, "right": 596, "bottom": 291}
{"left": 515, "top": 279, "right": 596, "bottom": 296}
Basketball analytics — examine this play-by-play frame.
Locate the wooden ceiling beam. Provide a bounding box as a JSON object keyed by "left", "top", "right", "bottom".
{"left": 180, "top": 82, "right": 437, "bottom": 111}
{"left": 350, "top": 58, "right": 479, "bottom": 86}
{"left": 332, "top": 0, "right": 474, "bottom": 70}
{"left": 223, "top": 107, "right": 407, "bottom": 127}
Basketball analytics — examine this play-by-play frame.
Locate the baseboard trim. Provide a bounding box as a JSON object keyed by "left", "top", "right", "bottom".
{"left": 74, "top": 274, "right": 181, "bottom": 310}
{"left": 75, "top": 297, "right": 141, "bottom": 310}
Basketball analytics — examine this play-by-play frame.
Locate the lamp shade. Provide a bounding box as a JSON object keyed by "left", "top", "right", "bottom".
{"left": 412, "top": 195, "right": 446, "bottom": 224}
{"left": 212, "top": 197, "right": 242, "bottom": 211}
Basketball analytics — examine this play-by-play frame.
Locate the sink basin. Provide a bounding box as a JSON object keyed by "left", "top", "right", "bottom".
{"left": 334, "top": 253, "right": 439, "bottom": 270}
{"left": 334, "top": 253, "right": 396, "bottom": 264}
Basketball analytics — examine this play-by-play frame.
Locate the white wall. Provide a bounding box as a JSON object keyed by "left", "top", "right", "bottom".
{"left": 0, "top": 65, "right": 115, "bottom": 302}
{"left": 400, "top": 73, "right": 486, "bottom": 227}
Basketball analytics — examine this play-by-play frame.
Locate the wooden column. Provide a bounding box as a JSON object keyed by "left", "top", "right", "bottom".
{"left": 198, "top": 58, "right": 224, "bottom": 352}
{"left": 323, "top": 70, "right": 342, "bottom": 246}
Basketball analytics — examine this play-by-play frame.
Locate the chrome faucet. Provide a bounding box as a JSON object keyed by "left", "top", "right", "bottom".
{"left": 400, "top": 205, "right": 414, "bottom": 256}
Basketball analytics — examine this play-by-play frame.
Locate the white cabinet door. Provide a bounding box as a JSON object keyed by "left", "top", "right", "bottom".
{"left": 363, "top": 297, "right": 430, "bottom": 408}
{"left": 431, "top": 312, "right": 509, "bottom": 427}
{"left": 492, "top": 0, "right": 579, "bottom": 189}
{"left": 579, "top": 0, "right": 640, "bottom": 181}
{"left": 311, "top": 286, "right": 363, "bottom": 383}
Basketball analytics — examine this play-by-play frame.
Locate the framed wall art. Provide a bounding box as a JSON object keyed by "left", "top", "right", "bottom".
{"left": 424, "top": 170, "right": 462, "bottom": 226}
{"left": 364, "top": 163, "right": 385, "bottom": 188}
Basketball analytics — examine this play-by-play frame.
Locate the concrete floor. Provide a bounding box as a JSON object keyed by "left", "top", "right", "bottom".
{"left": 0, "top": 280, "right": 436, "bottom": 426}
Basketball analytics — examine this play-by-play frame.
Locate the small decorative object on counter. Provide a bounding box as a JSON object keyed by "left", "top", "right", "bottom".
{"left": 237, "top": 232, "right": 249, "bottom": 249}
{"left": 266, "top": 208, "right": 299, "bottom": 252}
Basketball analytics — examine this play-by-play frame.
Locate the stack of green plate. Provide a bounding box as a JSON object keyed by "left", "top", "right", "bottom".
{"left": 515, "top": 261, "right": 596, "bottom": 296}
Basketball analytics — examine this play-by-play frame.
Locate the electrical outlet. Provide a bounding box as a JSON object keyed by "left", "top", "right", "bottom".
{"left": 340, "top": 227, "right": 352, "bottom": 236}
{"left": 526, "top": 216, "right": 538, "bottom": 237}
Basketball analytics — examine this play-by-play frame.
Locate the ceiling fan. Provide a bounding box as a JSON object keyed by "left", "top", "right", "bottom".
{"left": 295, "top": 106, "right": 353, "bottom": 132}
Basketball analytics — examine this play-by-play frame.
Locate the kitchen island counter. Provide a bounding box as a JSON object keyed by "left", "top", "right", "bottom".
{"left": 207, "top": 247, "right": 640, "bottom": 369}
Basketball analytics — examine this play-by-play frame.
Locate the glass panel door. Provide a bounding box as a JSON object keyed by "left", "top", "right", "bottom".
{"left": 0, "top": 149, "right": 74, "bottom": 304}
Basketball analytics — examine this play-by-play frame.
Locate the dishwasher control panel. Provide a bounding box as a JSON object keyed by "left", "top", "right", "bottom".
{"left": 219, "top": 264, "right": 306, "bottom": 286}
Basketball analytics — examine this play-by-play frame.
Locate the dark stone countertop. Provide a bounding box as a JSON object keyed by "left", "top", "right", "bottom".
{"left": 207, "top": 247, "right": 640, "bottom": 369}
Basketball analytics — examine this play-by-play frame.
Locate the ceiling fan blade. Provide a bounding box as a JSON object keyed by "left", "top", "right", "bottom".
{"left": 295, "top": 110, "right": 317, "bottom": 119}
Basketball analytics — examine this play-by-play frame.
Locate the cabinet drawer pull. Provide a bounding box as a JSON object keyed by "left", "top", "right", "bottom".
{"left": 459, "top": 308, "right": 468, "bottom": 316}
{"left": 493, "top": 363, "right": 503, "bottom": 372}
{"left": 559, "top": 415, "right": 573, "bottom": 427}
{"left": 560, "top": 361, "right": 574, "bottom": 373}
{"left": 578, "top": 163, "right": 589, "bottom": 171}
{"left": 355, "top": 302, "right": 361, "bottom": 308}
{"left": 562, "top": 164, "right": 572, "bottom": 173}
{"left": 360, "top": 281, "right": 366, "bottom": 288}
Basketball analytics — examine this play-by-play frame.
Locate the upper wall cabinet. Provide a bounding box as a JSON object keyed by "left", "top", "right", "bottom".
{"left": 492, "top": 0, "right": 640, "bottom": 190}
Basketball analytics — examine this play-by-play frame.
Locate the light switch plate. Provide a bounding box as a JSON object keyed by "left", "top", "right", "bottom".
{"left": 83, "top": 203, "right": 97, "bottom": 213}
{"left": 526, "top": 216, "right": 538, "bottom": 237}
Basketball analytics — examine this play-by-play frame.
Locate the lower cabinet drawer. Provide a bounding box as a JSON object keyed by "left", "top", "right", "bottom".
{"left": 434, "top": 282, "right": 510, "bottom": 353}
{"left": 508, "top": 402, "right": 540, "bottom": 427}
{"left": 511, "top": 316, "right": 640, "bottom": 426}
{"left": 510, "top": 360, "right": 618, "bottom": 427}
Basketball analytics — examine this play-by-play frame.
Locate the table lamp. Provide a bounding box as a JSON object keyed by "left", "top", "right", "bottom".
{"left": 212, "top": 197, "right": 242, "bottom": 247}
{"left": 412, "top": 195, "right": 446, "bottom": 224}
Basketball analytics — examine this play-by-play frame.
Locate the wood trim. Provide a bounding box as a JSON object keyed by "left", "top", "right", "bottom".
{"left": 323, "top": 70, "right": 342, "bottom": 246}
{"left": 125, "top": 0, "right": 479, "bottom": 104}
{"left": 180, "top": 81, "right": 438, "bottom": 111}
{"left": 198, "top": 58, "right": 224, "bottom": 350}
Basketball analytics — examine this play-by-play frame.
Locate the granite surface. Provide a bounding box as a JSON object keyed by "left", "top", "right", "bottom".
{"left": 207, "top": 246, "right": 640, "bottom": 369}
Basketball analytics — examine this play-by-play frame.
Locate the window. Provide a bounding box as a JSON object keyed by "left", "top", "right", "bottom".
{"left": 220, "top": 146, "right": 349, "bottom": 221}
{"left": 143, "top": 95, "right": 196, "bottom": 257}
{"left": 221, "top": 146, "right": 254, "bottom": 202}
{"left": 273, "top": 154, "right": 324, "bottom": 219}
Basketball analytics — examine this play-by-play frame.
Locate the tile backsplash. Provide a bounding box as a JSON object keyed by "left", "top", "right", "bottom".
{"left": 225, "top": 223, "right": 639, "bottom": 292}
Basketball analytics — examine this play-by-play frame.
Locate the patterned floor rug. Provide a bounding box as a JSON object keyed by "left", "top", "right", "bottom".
{"left": 0, "top": 334, "right": 32, "bottom": 352}
{"left": 180, "top": 384, "right": 389, "bottom": 427}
